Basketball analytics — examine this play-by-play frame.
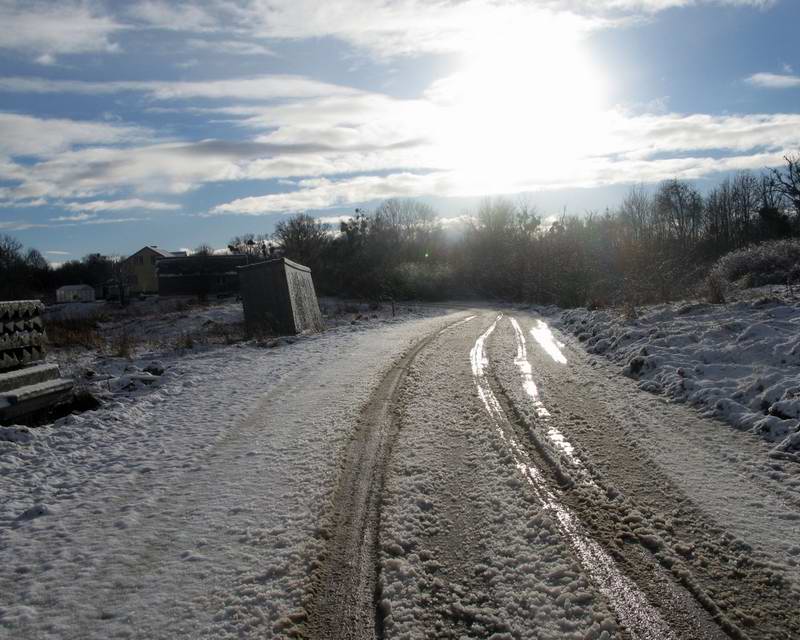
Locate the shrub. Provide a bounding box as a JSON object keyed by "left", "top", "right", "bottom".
{"left": 712, "top": 239, "right": 800, "bottom": 287}
{"left": 392, "top": 261, "right": 453, "bottom": 301}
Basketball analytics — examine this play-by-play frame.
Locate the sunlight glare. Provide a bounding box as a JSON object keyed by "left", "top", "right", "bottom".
{"left": 429, "top": 14, "right": 608, "bottom": 195}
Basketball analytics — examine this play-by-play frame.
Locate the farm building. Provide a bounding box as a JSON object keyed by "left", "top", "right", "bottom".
{"left": 157, "top": 254, "right": 249, "bottom": 297}
{"left": 56, "top": 284, "right": 96, "bottom": 303}
{"left": 121, "top": 246, "right": 185, "bottom": 295}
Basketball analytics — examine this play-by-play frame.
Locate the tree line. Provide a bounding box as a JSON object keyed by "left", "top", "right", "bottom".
{"left": 2, "top": 155, "right": 798, "bottom": 307}
{"left": 259, "top": 155, "right": 800, "bottom": 306}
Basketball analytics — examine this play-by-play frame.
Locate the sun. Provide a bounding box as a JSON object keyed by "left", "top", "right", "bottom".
{"left": 428, "top": 14, "right": 609, "bottom": 195}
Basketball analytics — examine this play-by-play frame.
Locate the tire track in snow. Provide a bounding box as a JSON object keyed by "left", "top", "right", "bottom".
{"left": 471, "top": 315, "right": 677, "bottom": 640}
{"left": 305, "top": 314, "right": 472, "bottom": 640}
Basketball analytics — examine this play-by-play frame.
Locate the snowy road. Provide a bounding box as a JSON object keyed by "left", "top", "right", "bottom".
{"left": 2, "top": 308, "right": 799, "bottom": 639}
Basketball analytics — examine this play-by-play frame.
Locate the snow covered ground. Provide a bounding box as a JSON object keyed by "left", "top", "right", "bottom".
{"left": 0, "top": 304, "right": 455, "bottom": 638}
{"left": 39, "top": 297, "right": 433, "bottom": 409}
{"left": 558, "top": 286, "right": 800, "bottom": 456}
{"left": 4, "top": 293, "right": 800, "bottom": 639}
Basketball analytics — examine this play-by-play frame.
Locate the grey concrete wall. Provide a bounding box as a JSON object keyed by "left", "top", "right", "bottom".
{"left": 237, "top": 259, "right": 324, "bottom": 335}
{"left": 284, "top": 259, "right": 325, "bottom": 334}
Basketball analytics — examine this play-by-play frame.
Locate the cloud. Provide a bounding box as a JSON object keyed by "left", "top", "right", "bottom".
{"left": 0, "top": 112, "right": 149, "bottom": 158}
{"left": 3, "top": 99, "right": 799, "bottom": 207}
{"left": 0, "top": 198, "right": 47, "bottom": 208}
{"left": 0, "top": 75, "right": 359, "bottom": 101}
{"left": 127, "top": 1, "right": 218, "bottom": 32}
{"left": 745, "top": 72, "right": 800, "bottom": 89}
{"left": 47, "top": 212, "right": 145, "bottom": 225}
{"left": 233, "top": 1, "right": 603, "bottom": 57}
{"left": 0, "top": 1, "right": 123, "bottom": 62}
{"left": 173, "top": 0, "right": 774, "bottom": 58}
{"left": 211, "top": 172, "right": 454, "bottom": 214}
{"left": 45, "top": 250, "right": 70, "bottom": 255}
{"left": 186, "top": 38, "right": 275, "bottom": 56}
{"left": 315, "top": 214, "right": 355, "bottom": 225}
{"left": 0, "top": 0, "right": 778, "bottom": 65}
{"left": 51, "top": 212, "right": 95, "bottom": 222}
{"left": 63, "top": 198, "right": 180, "bottom": 212}
{"left": 561, "top": 0, "right": 775, "bottom": 10}
{"left": 0, "top": 219, "right": 50, "bottom": 231}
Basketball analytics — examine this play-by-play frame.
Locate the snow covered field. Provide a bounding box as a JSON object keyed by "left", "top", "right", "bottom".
{"left": 558, "top": 287, "right": 800, "bottom": 456}
{"left": 3, "top": 295, "right": 800, "bottom": 639}
{"left": 0, "top": 304, "right": 454, "bottom": 638}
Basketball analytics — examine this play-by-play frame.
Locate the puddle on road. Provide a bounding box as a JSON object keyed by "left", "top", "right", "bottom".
{"left": 509, "top": 318, "right": 583, "bottom": 468}
{"left": 509, "top": 318, "right": 551, "bottom": 420}
{"left": 470, "top": 317, "right": 675, "bottom": 640}
{"left": 530, "top": 319, "right": 568, "bottom": 364}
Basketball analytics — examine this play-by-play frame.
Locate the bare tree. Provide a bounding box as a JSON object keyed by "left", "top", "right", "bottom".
{"left": 770, "top": 154, "right": 800, "bottom": 219}
{"left": 272, "top": 213, "right": 330, "bottom": 273}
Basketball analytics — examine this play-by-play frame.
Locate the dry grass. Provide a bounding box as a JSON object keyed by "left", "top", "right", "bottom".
{"left": 705, "top": 272, "right": 727, "bottom": 305}
{"left": 109, "top": 324, "right": 137, "bottom": 358}
{"left": 621, "top": 300, "right": 639, "bottom": 322}
{"left": 46, "top": 318, "right": 105, "bottom": 350}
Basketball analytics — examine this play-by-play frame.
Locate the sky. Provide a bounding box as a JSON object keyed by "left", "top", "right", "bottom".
{"left": 0, "top": 0, "right": 798, "bottom": 262}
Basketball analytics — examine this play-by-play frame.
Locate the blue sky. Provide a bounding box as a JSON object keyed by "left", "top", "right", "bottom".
{"left": 0, "top": 0, "right": 798, "bottom": 262}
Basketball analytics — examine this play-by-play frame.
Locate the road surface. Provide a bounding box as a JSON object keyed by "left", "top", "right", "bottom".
{"left": 2, "top": 308, "right": 799, "bottom": 639}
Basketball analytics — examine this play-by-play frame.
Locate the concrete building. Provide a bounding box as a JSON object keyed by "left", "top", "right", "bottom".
{"left": 122, "top": 246, "right": 182, "bottom": 295}
{"left": 238, "top": 258, "right": 324, "bottom": 335}
{"left": 56, "top": 284, "right": 96, "bottom": 303}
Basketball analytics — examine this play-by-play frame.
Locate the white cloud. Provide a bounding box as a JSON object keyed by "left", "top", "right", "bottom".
{"left": 315, "top": 214, "right": 355, "bottom": 225}
{"left": 51, "top": 212, "right": 95, "bottom": 222}
{"left": 0, "top": 0, "right": 778, "bottom": 65}
{"left": 211, "top": 172, "right": 454, "bottom": 214}
{"left": 45, "top": 250, "right": 70, "bottom": 255}
{"left": 63, "top": 198, "right": 180, "bottom": 212}
{"left": 235, "top": 1, "right": 603, "bottom": 57}
{"left": 127, "top": 1, "right": 218, "bottom": 32}
{"left": 0, "top": 1, "right": 122, "bottom": 62}
{"left": 0, "top": 112, "right": 149, "bottom": 157}
{"left": 186, "top": 38, "right": 275, "bottom": 56}
{"left": 81, "top": 216, "right": 145, "bottom": 225}
{"left": 191, "top": 0, "right": 774, "bottom": 57}
{"left": 746, "top": 72, "right": 800, "bottom": 89}
{"left": 0, "top": 75, "right": 359, "bottom": 101}
{"left": 0, "top": 219, "right": 50, "bottom": 231}
{"left": 0, "top": 197, "right": 46, "bottom": 208}
{"left": 47, "top": 212, "right": 145, "bottom": 225}
{"left": 3, "top": 99, "right": 799, "bottom": 208}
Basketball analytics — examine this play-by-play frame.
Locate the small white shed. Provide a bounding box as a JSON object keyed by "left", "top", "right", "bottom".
{"left": 56, "top": 284, "right": 96, "bottom": 303}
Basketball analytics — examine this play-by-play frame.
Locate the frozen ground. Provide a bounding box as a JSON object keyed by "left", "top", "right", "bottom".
{"left": 558, "top": 286, "right": 800, "bottom": 456}
{"left": 0, "top": 305, "right": 454, "bottom": 638}
{"left": 3, "top": 297, "right": 800, "bottom": 639}
{"left": 42, "top": 297, "right": 433, "bottom": 407}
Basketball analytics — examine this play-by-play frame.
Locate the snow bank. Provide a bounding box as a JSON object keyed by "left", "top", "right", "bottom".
{"left": 559, "top": 289, "right": 800, "bottom": 454}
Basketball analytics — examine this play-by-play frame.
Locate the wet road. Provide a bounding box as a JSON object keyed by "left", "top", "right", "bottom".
{"left": 309, "top": 309, "right": 800, "bottom": 640}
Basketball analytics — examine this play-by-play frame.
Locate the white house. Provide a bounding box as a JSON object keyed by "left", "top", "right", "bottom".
{"left": 56, "top": 284, "right": 96, "bottom": 303}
